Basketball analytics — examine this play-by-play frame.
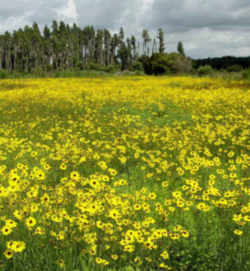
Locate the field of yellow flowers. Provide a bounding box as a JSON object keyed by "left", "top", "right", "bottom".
{"left": 0, "top": 76, "right": 249, "bottom": 271}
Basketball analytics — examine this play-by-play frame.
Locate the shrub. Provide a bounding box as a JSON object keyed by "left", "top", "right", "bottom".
{"left": 150, "top": 53, "right": 171, "bottom": 75}
{"left": 139, "top": 53, "right": 193, "bottom": 75}
{"left": 105, "top": 65, "right": 119, "bottom": 73}
{"left": 87, "top": 63, "right": 106, "bottom": 72}
{"left": 242, "top": 68, "right": 250, "bottom": 80}
{"left": 131, "top": 61, "right": 144, "bottom": 72}
{"left": 197, "top": 65, "right": 214, "bottom": 76}
{"left": 0, "top": 69, "right": 8, "bottom": 79}
{"left": 45, "top": 64, "right": 54, "bottom": 72}
{"left": 75, "top": 62, "right": 84, "bottom": 71}
{"left": 227, "top": 64, "right": 243, "bottom": 72}
{"left": 32, "top": 66, "right": 46, "bottom": 76}
{"left": 85, "top": 63, "right": 118, "bottom": 73}
{"left": 166, "top": 53, "right": 193, "bottom": 74}
{"left": 138, "top": 55, "right": 152, "bottom": 74}
{"left": 134, "top": 70, "right": 144, "bottom": 75}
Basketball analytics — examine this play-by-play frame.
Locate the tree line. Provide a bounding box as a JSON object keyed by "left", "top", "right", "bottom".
{"left": 193, "top": 56, "right": 250, "bottom": 71}
{"left": 0, "top": 21, "right": 166, "bottom": 73}
{"left": 1, "top": 20, "right": 248, "bottom": 75}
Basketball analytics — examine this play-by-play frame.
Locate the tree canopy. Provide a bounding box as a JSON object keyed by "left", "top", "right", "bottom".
{"left": 1, "top": 21, "right": 248, "bottom": 74}
{"left": 0, "top": 21, "right": 166, "bottom": 73}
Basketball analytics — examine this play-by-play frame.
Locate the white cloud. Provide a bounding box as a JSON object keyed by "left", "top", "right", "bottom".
{"left": 55, "top": 0, "right": 79, "bottom": 25}
{"left": 167, "top": 28, "right": 250, "bottom": 58}
{"left": 0, "top": 12, "right": 33, "bottom": 33}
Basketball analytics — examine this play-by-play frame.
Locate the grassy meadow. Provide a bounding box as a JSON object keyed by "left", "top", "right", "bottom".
{"left": 0, "top": 76, "right": 249, "bottom": 270}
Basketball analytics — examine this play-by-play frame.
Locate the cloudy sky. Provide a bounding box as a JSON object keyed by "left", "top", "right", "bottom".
{"left": 0, "top": 0, "right": 249, "bottom": 58}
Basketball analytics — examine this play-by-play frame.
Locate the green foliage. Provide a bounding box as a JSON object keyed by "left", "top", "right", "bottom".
{"left": 157, "top": 28, "right": 165, "bottom": 54}
{"left": 197, "top": 65, "right": 214, "bottom": 76}
{"left": 31, "top": 66, "right": 47, "bottom": 76}
{"left": 0, "top": 70, "right": 8, "bottom": 79}
{"left": 0, "top": 69, "right": 142, "bottom": 79}
{"left": 118, "top": 42, "right": 130, "bottom": 71}
{"left": 87, "top": 62, "right": 108, "bottom": 72}
{"left": 105, "top": 65, "right": 119, "bottom": 73}
{"left": 52, "top": 69, "right": 109, "bottom": 78}
{"left": 0, "top": 21, "right": 136, "bottom": 73}
{"left": 138, "top": 55, "right": 152, "bottom": 74}
{"left": 133, "top": 70, "right": 144, "bottom": 76}
{"left": 193, "top": 56, "right": 250, "bottom": 71}
{"left": 140, "top": 53, "right": 193, "bottom": 75}
{"left": 150, "top": 53, "right": 171, "bottom": 75}
{"left": 177, "top": 41, "right": 185, "bottom": 56}
{"left": 226, "top": 64, "right": 243, "bottom": 72}
{"left": 131, "top": 61, "right": 144, "bottom": 72}
{"left": 242, "top": 68, "right": 250, "bottom": 80}
{"left": 86, "top": 63, "right": 119, "bottom": 73}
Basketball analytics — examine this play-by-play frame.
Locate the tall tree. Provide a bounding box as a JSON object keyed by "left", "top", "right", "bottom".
{"left": 152, "top": 38, "right": 157, "bottom": 55}
{"left": 131, "top": 35, "right": 137, "bottom": 60}
{"left": 142, "top": 29, "right": 151, "bottom": 56}
{"left": 104, "top": 29, "right": 111, "bottom": 66}
{"left": 2, "top": 32, "right": 12, "bottom": 71}
{"left": 157, "top": 28, "right": 165, "bottom": 54}
{"left": 43, "top": 25, "right": 52, "bottom": 69}
{"left": 119, "top": 27, "right": 124, "bottom": 42}
{"left": 94, "top": 29, "right": 104, "bottom": 64}
{"left": 177, "top": 41, "right": 185, "bottom": 56}
{"left": 0, "top": 21, "right": 167, "bottom": 73}
{"left": 118, "top": 41, "right": 129, "bottom": 71}
{"left": 111, "top": 33, "right": 119, "bottom": 65}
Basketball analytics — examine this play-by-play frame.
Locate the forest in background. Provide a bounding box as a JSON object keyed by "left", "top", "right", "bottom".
{"left": 0, "top": 21, "right": 250, "bottom": 75}
{"left": 0, "top": 21, "right": 165, "bottom": 73}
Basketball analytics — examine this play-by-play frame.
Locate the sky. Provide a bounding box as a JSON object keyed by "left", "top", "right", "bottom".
{"left": 0, "top": 0, "right": 249, "bottom": 59}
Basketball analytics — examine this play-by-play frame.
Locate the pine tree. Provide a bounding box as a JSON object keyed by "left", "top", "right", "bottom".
{"left": 104, "top": 29, "right": 111, "bottom": 66}
{"left": 177, "top": 41, "right": 185, "bottom": 56}
{"left": 118, "top": 41, "right": 129, "bottom": 71}
{"left": 119, "top": 27, "right": 124, "bottom": 42}
{"left": 142, "top": 29, "right": 151, "bottom": 56}
{"left": 0, "top": 21, "right": 161, "bottom": 73}
{"left": 94, "top": 29, "right": 104, "bottom": 64}
{"left": 157, "top": 28, "right": 165, "bottom": 54}
{"left": 131, "top": 35, "right": 137, "bottom": 60}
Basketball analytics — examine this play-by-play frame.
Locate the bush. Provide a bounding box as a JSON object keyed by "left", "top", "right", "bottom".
{"left": 138, "top": 55, "right": 152, "bottom": 74}
{"left": 32, "top": 66, "right": 46, "bottom": 76}
{"left": 197, "top": 65, "right": 214, "bottom": 76}
{"left": 131, "top": 61, "right": 144, "bottom": 72}
{"left": 139, "top": 53, "right": 193, "bottom": 75}
{"left": 134, "top": 70, "right": 144, "bottom": 75}
{"left": 105, "top": 65, "right": 119, "bottom": 73}
{"left": 242, "top": 68, "right": 250, "bottom": 80}
{"left": 150, "top": 53, "right": 171, "bottom": 75}
{"left": 166, "top": 53, "right": 193, "bottom": 74}
{"left": 75, "top": 62, "right": 84, "bottom": 71}
{"left": 227, "top": 64, "right": 243, "bottom": 72}
{"left": 0, "top": 69, "right": 8, "bottom": 79}
{"left": 45, "top": 64, "right": 54, "bottom": 72}
{"left": 87, "top": 62, "right": 106, "bottom": 72}
{"left": 85, "top": 63, "right": 118, "bottom": 73}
